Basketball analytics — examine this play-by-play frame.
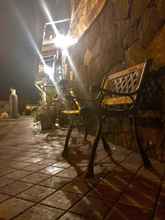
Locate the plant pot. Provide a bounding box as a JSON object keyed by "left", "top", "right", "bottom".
{"left": 40, "top": 114, "right": 53, "bottom": 130}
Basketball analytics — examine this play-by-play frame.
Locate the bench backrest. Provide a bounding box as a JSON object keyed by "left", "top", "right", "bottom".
{"left": 100, "top": 61, "right": 149, "bottom": 106}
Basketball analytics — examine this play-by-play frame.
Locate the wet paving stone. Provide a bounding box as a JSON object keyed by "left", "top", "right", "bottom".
{"left": 0, "top": 198, "right": 33, "bottom": 219}
{"left": 62, "top": 177, "right": 91, "bottom": 195}
{"left": 51, "top": 161, "right": 71, "bottom": 168}
{"left": 17, "top": 185, "right": 55, "bottom": 202}
{"left": 21, "top": 172, "right": 50, "bottom": 184}
{"left": 59, "top": 212, "right": 85, "bottom": 220}
{"left": 154, "top": 205, "right": 165, "bottom": 220}
{"left": 103, "top": 169, "right": 133, "bottom": 192}
{"left": 130, "top": 176, "right": 160, "bottom": 198}
{"left": 4, "top": 170, "right": 32, "bottom": 180}
{"left": 27, "top": 157, "right": 44, "bottom": 163}
{"left": 119, "top": 189, "right": 156, "bottom": 210}
{"left": 42, "top": 190, "right": 82, "bottom": 210}
{"left": 118, "top": 172, "right": 160, "bottom": 210}
{"left": 22, "top": 163, "right": 47, "bottom": 172}
{"left": 0, "top": 193, "right": 11, "bottom": 203}
{"left": 90, "top": 179, "right": 122, "bottom": 203}
{"left": 14, "top": 204, "right": 64, "bottom": 220}
{"left": 0, "top": 167, "right": 17, "bottom": 177}
{"left": 37, "top": 159, "right": 57, "bottom": 166}
{"left": 40, "top": 165, "right": 64, "bottom": 175}
{"left": 157, "top": 184, "right": 165, "bottom": 209}
{"left": 39, "top": 176, "right": 72, "bottom": 189}
{"left": 105, "top": 203, "right": 152, "bottom": 220}
{"left": 56, "top": 167, "right": 82, "bottom": 179}
{"left": 0, "top": 118, "right": 164, "bottom": 219}
{"left": 120, "top": 160, "right": 142, "bottom": 173}
{"left": 71, "top": 194, "right": 110, "bottom": 219}
{"left": 9, "top": 161, "right": 32, "bottom": 169}
{"left": 0, "top": 180, "right": 33, "bottom": 196}
{"left": 136, "top": 167, "right": 162, "bottom": 184}
{"left": 0, "top": 176, "right": 15, "bottom": 187}
{"left": 154, "top": 183, "right": 165, "bottom": 219}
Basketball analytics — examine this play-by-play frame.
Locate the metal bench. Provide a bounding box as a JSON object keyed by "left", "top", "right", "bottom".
{"left": 62, "top": 89, "right": 87, "bottom": 157}
{"left": 63, "top": 60, "right": 156, "bottom": 177}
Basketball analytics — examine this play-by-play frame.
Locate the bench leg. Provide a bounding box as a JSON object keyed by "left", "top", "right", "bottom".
{"left": 101, "top": 136, "right": 111, "bottom": 156}
{"left": 83, "top": 127, "right": 88, "bottom": 142}
{"left": 63, "top": 122, "right": 74, "bottom": 157}
{"left": 86, "top": 120, "right": 102, "bottom": 178}
{"left": 133, "top": 116, "right": 151, "bottom": 168}
{"left": 159, "top": 130, "right": 165, "bottom": 161}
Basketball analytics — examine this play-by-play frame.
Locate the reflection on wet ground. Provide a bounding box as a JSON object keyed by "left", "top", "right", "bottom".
{"left": 0, "top": 117, "right": 164, "bottom": 219}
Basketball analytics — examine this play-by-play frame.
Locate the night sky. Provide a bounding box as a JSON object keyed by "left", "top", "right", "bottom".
{"left": 0, "top": 0, "right": 71, "bottom": 104}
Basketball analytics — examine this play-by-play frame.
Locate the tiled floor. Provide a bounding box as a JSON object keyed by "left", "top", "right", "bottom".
{"left": 0, "top": 117, "right": 164, "bottom": 219}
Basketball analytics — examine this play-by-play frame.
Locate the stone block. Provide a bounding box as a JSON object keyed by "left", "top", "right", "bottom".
{"left": 123, "top": 25, "right": 138, "bottom": 49}
{"left": 131, "top": 0, "right": 150, "bottom": 21}
{"left": 87, "top": 23, "right": 100, "bottom": 49}
{"left": 110, "top": 61, "right": 127, "bottom": 74}
{"left": 111, "top": 0, "right": 130, "bottom": 20}
{"left": 157, "top": 0, "right": 165, "bottom": 20}
{"left": 115, "top": 20, "right": 130, "bottom": 42}
{"left": 148, "top": 25, "right": 165, "bottom": 67}
{"left": 139, "top": 7, "right": 163, "bottom": 47}
{"left": 90, "top": 37, "right": 102, "bottom": 58}
{"left": 125, "top": 42, "right": 149, "bottom": 66}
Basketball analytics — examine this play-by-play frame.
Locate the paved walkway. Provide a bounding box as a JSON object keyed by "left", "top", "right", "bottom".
{"left": 0, "top": 117, "right": 164, "bottom": 219}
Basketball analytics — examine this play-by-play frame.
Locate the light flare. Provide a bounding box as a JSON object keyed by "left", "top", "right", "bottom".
{"left": 54, "top": 34, "right": 78, "bottom": 49}
{"left": 40, "top": 7, "right": 87, "bottom": 96}
{"left": 62, "top": 49, "right": 88, "bottom": 97}
{"left": 12, "top": 3, "right": 60, "bottom": 94}
{"left": 40, "top": 0, "right": 77, "bottom": 50}
{"left": 40, "top": 0, "right": 59, "bottom": 36}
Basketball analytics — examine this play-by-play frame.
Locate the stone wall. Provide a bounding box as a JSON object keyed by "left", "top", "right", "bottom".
{"left": 69, "top": 0, "right": 165, "bottom": 88}
{"left": 70, "top": 0, "right": 80, "bottom": 13}
{"left": 68, "top": 0, "right": 165, "bottom": 158}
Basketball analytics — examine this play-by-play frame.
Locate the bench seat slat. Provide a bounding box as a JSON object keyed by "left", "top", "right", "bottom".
{"left": 102, "top": 96, "right": 133, "bottom": 106}
{"left": 62, "top": 110, "right": 80, "bottom": 115}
